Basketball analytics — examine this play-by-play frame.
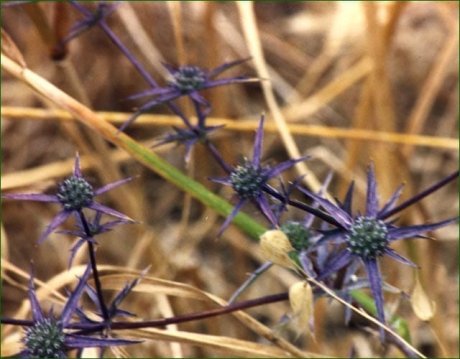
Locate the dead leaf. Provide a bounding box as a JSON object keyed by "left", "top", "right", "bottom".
{"left": 260, "top": 230, "right": 295, "bottom": 268}
{"left": 411, "top": 274, "right": 436, "bottom": 321}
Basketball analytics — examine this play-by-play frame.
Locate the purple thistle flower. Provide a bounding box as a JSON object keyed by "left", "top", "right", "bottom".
{"left": 2, "top": 153, "right": 134, "bottom": 244}
{"left": 121, "top": 58, "right": 255, "bottom": 131}
{"left": 210, "top": 115, "right": 307, "bottom": 236}
{"left": 298, "top": 164, "right": 458, "bottom": 340}
{"left": 19, "top": 265, "right": 137, "bottom": 358}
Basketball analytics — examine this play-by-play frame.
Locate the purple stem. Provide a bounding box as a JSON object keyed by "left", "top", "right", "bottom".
{"left": 263, "top": 184, "right": 342, "bottom": 227}
{"left": 1, "top": 292, "right": 289, "bottom": 331}
{"left": 228, "top": 262, "right": 272, "bottom": 304}
{"left": 77, "top": 211, "right": 109, "bottom": 322}
{"left": 77, "top": 291, "right": 289, "bottom": 332}
{"left": 70, "top": 2, "right": 194, "bottom": 129}
{"left": 205, "top": 140, "right": 233, "bottom": 174}
{"left": 0, "top": 294, "right": 421, "bottom": 357}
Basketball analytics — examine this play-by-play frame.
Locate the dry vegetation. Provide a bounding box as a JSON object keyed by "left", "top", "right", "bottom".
{"left": 1, "top": 1, "right": 458, "bottom": 358}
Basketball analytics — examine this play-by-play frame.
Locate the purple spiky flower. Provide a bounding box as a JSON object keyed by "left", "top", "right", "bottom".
{"left": 298, "top": 164, "right": 458, "bottom": 340}
{"left": 2, "top": 153, "right": 134, "bottom": 244}
{"left": 121, "top": 58, "right": 255, "bottom": 131}
{"left": 19, "top": 265, "right": 137, "bottom": 358}
{"left": 210, "top": 115, "right": 307, "bottom": 236}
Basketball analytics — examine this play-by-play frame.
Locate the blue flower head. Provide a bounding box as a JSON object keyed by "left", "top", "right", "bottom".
{"left": 20, "top": 265, "right": 136, "bottom": 358}
{"left": 299, "top": 164, "right": 458, "bottom": 340}
{"left": 211, "top": 115, "right": 307, "bottom": 236}
{"left": 121, "top": 58, "right": 255, "bottom": 131}
{"left": 2, "top": 153, "right": 134, "bottom": 244}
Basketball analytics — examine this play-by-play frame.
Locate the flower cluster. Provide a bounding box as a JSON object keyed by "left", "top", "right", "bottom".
{"left": 2, "top": 2, "right": 458, "bottom": 357}
{"left": 19, "top": 265, "right": 138, "bottom": 358}
{"left": 120, "top": 58, "right": 255, "bottom": 135}
{"left": 3, "top": 154, "right": 133, "bottom": 244}
{"left": 2, "top": 154, "right": 140, "bottom": 357}
{"left": 294, "top": 165, "right": 458, "bottom": 339}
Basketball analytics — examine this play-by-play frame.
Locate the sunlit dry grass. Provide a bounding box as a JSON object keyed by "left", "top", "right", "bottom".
{"left": 1, "top": 2, "right": 458, "bottom": 358}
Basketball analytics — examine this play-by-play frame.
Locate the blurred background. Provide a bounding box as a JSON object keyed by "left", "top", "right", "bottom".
{"left": 1, "top": 2, "right": 458, "bottom": 357}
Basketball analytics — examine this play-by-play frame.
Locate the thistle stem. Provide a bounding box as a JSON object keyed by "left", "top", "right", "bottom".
{"left": 1, "top": 292, "right": 288, "bottom": 331}
{"left": 263, "top": 184, "right": 342, "bottom": 227}
{"left": 228, "top": 262, "right": 272, "bottom": 304}
{"left": 71, "top": 2, "right": 194, "bottom": 129}
{"left": 71, "top": 291, "right": 289, "bottom": 333}
{"left": 77, "top": 210, "right": 109, "bottom": 322}
{"left": 205, "top": 140, "right": 233, "bottom": 174}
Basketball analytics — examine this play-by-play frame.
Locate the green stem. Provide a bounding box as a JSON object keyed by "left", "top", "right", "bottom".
{"left": 123, "top": 137, "right": 266, "bottom": 239}
{"left": 350, "top": 290, "right": 411, "bottom": 343}
{"left": 122, "top": 136, "right": 412, "bottom": 343}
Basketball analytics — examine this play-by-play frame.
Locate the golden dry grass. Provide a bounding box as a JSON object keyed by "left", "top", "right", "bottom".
{"left": 1, "top": 2, "right": 458, "bottom": 358}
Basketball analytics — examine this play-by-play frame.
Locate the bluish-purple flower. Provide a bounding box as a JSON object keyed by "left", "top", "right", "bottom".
{"left": 2, "top": 153, "right": 134, "bottom": 244}
{"left": 19, "top": 265, "right": 136, "bottom": 358}
{"left": 298, "top": 164, "right": 458, "bottom": 340}
{"left": 211, "top": 115, "right": 307, "bottom": 236}
{"left": 121, "top": 58, "right": 255, "bottom": 131}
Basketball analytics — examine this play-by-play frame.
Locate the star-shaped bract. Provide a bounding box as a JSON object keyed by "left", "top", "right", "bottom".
{"left": 211, "top": 116, "right": 307, "bottom": 236}
{"left": 60, "top": 211, "right": 132, "bottom": 269}
{"left": 2, "top": 154, "right": 134, "bottom": 244}
{"left": 299, "top": 164, "right": 458, "bottom": 340}
{"left": 63, "top": 2, "right": 118, "bottom": 44}
{"left": 121, "top": 58, "right": 255, "bottom": 131}
{"left": 20, "top": 265, "right": 136, "bottom": 358}
{"left": 79, "top": 271, "right": 145, "bottom": 324}
{"left": 153, "top": 103, "right": 224, "bottom": 163}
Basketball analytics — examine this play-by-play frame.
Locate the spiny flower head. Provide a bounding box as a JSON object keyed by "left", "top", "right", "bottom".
{"left": 57, "top": 175, "right": 94, "bottom": 211}
{"left": 346, "top": 216, "right": 388, "bottom": 260}
{"left": 15, "top": 265, "right": 139, "bottom": 358}
{"left": 170, "top": 65, "right": 207, "bottom": 92}
{"left": 210, "top": 115, "right": 307, "bottom": 236}
{"left": 2, "top": 153, "right": 134, "bottom": 243}
{"left": 121, "top": 58, "right": 256, "bottom": 132}
{"left": 298, "top": 164, "right": 458, "bottom": 340}
{"left": 23, "top": 317, "right": 65, "bottom": 359}
{"left": 230, "top": 159, "right": 268, "bottom": 199}
{"left": 280, "top": 221, "right": 312, "bottom": 252}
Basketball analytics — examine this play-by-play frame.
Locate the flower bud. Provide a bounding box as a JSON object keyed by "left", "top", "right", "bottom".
{"left": 411, "top": 275, "right": 435, "bottom": 321}
{"left": 260, "top": 230, "right": 295, "bottom": 268}
{"left": 24, "top": 318, "right": 65, "bottom": 358}
{"left": 289, "top": 281, "right": 314, "bottom": 337}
